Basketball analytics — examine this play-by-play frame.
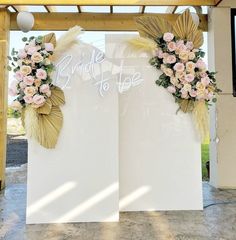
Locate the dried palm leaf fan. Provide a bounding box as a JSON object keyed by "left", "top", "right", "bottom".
{"left": 135, "top": 9, "right": 203, "bottom": 48}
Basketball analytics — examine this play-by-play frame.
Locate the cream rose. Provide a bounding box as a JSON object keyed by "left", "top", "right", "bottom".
{"left": 24, "top": 86, "right": 36, "bottom": 96}
{"left": 179, "top": 51, "right": 189, "bottom": 62}
{"left": 20, "top": 65, "right": 32, "bottom": 76}
{"left": 31, "top": 52, "right": 44, "bottom": 63}
{"left": 164, "top": 68, "right": 173, "bottom": 77}
{"left": 186, "top": 61, "right": 196, "bottom": 73}
{"left": 188, "top": 52, "right": 196, "bottom": 60}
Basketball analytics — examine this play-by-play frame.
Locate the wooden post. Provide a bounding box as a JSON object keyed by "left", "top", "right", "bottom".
{"left": 0, "top": 9, "right": 10, "bottom": 190}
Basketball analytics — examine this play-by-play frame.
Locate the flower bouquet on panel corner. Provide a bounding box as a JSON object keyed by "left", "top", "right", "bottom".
{"left": 8, "top": 26, "right": 83, "bottom": 148}
{"left": 127, "top": 10, "right": 221, "bottom": 141}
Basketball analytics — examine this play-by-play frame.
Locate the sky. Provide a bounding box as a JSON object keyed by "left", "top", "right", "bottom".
{"left": 8, "top": 6, "right": 208, "bottom": 103}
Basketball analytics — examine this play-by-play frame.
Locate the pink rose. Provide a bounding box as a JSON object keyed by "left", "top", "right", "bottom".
{"left": 200, "top": 72, "right": 208, "bottom": 78}
{"left": 24, "top": 86, "right": 36, "bottom": 96}
{"left": 18, "top": 49, "right": 27, "bottom": 59}
{"left": 166, "top": 55, "right": 176, "bottom": 64}
{"left": 185, "top": 74, "right": 195, "bottom": 83}
{"left": 156, "top": 49, "right": 163, "bottom": 59}
{"left": 23, "top": 95, "right": 33, "bottom": 104}
{"left": 40, "top": 84, "right": 50, "bottom": 93}
{"left": 186, "top": 41, "right": 194, "bottom": 50}
{"left": 207, "top": 92, "right": 214, "bottom": 100}
{"left": 196, "top": 59, "right": 206, "bottom": 70}
{"left": 163, "top": 32, "right": 174, "bottom": 42}
{"left": 190, "top": 90, "right": 197, "bottom": 97}
{"left": 44, "top": 43, "right": 54, "bottom": 52}
{"left": 167, "top": 42, "right": 176, "bottom": 52}
{"left": 176, "top": 40, "right": 184, "bottom": 47}
{"left": 201, "top": 76, "right": 210, "bottom": 86}
{"left": 23, "top": 76, "right": 34, "bottom": 85}
{"left": 32, "top": 94, "right": 46, "bottom": 106}
{"left": 174, "top": 63, "right": 185, "bottom": 72}
{"left": 36, "top": 69, "right": 47, "bottom": 80}
{"left": 14, "top": 71, "right": 24, "bottom": 81}
{"left": 27, "top": 46, "right": 38, "bottom": 55}
{"left": 9, "top": 81, "right": 19, "bottom": 96}
{"left": 167, "top": 85, "right": 176, "bottom": 94}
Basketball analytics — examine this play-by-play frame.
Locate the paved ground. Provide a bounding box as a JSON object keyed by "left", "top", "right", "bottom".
{"left": 6, "top": 135, "right": 28, "bottom": 167}
{"left": 0, "top": 165, "right": 236, "bottom": 240}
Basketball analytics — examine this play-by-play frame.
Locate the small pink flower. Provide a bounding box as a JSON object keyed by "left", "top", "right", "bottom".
{"left": 156, "top": 49, "right": 163, "bottom": 58}
{"left": 174, "top": 62, "right": 185, "bottom": 72}
{"left": 186, "top": 41, "right": 194, "bottom": 50}
{"left": 40, "top": 84, "right": 50, "bottom": 93}
{"left": 196, "top": 59, "right": 206, "bottom": 70}
{"left": 167, "top": 85, "right": 176, "bottom": 94}
{"left": 14, "top": 71, "right": 24, "bottom": 81}
{"left": 185, "top": 74, "right": 195, "bottom": 83}
{"left": 44, "top": 43, "right": 54, "bottom": 52}
{"left": 18, "top": 49, "right": 27, "bottom": 59}
{"left": 27, "top": 46, "right": 38, "bottom": 55}
{"left": 167, "top": 42, "right": 176, "bottom": 52}
{"left": 36, "top": 69, "right": 47, "bottom": 80}
{"left": 166, "top": 55, "right": 176, "bottom": 64}
{"left": 201, "top": 76, "right": 210, "bottom": 86}
{"left": 33, "top": 94, "right": 46, "bottom": 106}
{"left": 23, "top": 76, "right": 34, "bottom": 85}
{"left": 163, "top": 32, "right": 174, "bottom": 42}
{"left": 23, "top": 95, "right": 33, "bottom": 104}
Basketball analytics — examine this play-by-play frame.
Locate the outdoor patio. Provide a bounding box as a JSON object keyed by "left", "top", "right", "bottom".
{"left": 0, "top": 165, "right": 236, "bottom": 240}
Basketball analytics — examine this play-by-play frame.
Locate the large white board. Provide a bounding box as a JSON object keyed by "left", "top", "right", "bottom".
{"left": 105, "top": 35, "right": 203, "bottom": 211}
{"left": 27, "top": 43, "right": 119, "bottom": 224}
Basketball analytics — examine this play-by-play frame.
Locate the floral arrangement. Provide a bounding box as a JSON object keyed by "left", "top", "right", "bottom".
{"left": 128, "top": 10, "right": 221, "bottom": 140}
{"left": 8, "top": 36, "right": 55, "bottom": 111}
{"left": 149, "top": 32, "right": 221, "bottom": 109}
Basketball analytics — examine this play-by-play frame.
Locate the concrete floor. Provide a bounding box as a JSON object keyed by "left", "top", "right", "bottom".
{"left": 1, "top": 165, "right": 236, "bottom": 240}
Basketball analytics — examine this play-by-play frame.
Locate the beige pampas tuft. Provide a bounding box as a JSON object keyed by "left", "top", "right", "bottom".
{"left": 127, "top": 37, "right": 157, "bottom": 54}
{"left": 53, "top": 25, "right": 83, "bottom": 60}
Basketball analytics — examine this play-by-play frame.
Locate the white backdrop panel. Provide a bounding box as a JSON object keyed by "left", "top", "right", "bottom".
{"left": 105, "top": 35, "right": 203, "bottom": 211}
{"left": 27, "top": 43, "right": 119, "bottom": 224}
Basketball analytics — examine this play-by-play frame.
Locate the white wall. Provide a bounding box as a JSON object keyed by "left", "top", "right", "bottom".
{"left": 208, "top": 6, "right": 236, "bottom": 188}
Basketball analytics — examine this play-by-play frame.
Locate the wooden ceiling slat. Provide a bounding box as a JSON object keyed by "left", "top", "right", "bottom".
{"left": 9, "top": 12, "right": 208, "bottom": 31}
{"left": 166, "top": 6, "right": 178, "bottom": 13}
{"left": 0, "top": 0, "right": 216, "bottom": 6}
{"left": 77, "top": 6, "right": 81, "bottom": 13}
{"left": 140, "top": 6, "right": 146, "bottom": 14}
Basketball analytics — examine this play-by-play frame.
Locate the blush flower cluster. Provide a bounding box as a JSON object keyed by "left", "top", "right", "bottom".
{"left": 8, "top": 36, "right": 54, "bottom": 111}
{"left": 149, "top": 32, "right": 221, "bottom": 104}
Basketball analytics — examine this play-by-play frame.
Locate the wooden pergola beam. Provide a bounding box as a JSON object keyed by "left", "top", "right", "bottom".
{"left": 0, "top": 0, "right": 216, "bottom": 6}
{"left": 215, "top": 0, "right": 223, "bottom": 6}
{"left": 9, "top": 12, "right": 208, "bottom": 31}
{"left": 0, "top": 8, "right": 10, "bottom": 190}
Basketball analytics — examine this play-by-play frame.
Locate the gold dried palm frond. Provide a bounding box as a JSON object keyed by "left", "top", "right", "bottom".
{"left": 50, "top": 86, "right": 65, "bottom": 106}
{"left": 178, "top": 99, "right": 195, "bottom": 113}
{"left": 135, "top": 15, "right": 173, "bottom": 40}
{"left": 42, "top": 33, "right": 57, "bottom": 46}
{"left": 37, "top": 99, "right": 52, "bottom": 115}
{"left": 173, "top": 9, "right": 203, "bottom": 48}
{"left": 37, "top": 106, "right": 63, "bottom": 149}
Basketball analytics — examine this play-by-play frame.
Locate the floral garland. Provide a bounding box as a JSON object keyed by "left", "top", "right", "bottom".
{"left": 8, "top": 36, "right": 55, "bottom": 111}
{"left": 149, "top": 32, "right": 221, "bottom": 109}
